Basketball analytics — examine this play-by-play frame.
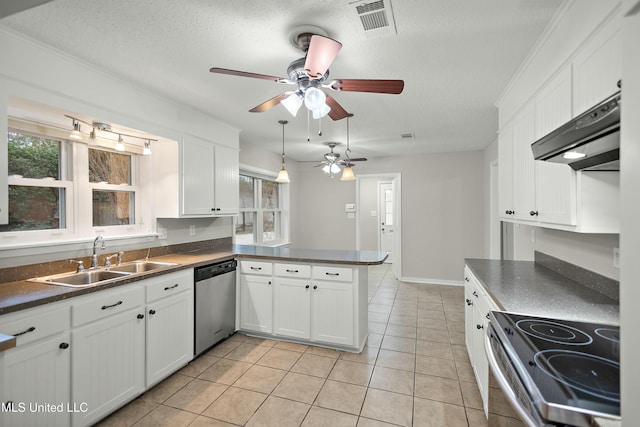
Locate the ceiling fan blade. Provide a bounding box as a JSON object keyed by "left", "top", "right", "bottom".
{"left": 346, "top": 157, "right": 368, "bottom": 162}
{"left": 249, "top": 93, "right": 290, "bottom": 113}
{"left": 328, "top": 79, "right": 404, "bottom": 94}
{"left": 304, "top": 35, "right": 342, "bottom": 80}
{"left": 325, "top": 95, "right": 352, "bottom": 121}
{"left": 210, "top": 67, "right": 291, "bottom": 84}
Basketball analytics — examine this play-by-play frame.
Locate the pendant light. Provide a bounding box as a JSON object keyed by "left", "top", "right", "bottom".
{"left": 275, "top": 120, "right": 290, "bottom": 183}
{"left": 340, "top": 115, "right": 356, "bottom": 181}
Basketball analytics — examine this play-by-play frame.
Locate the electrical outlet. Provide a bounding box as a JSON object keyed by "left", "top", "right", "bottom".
{"left": 189, "top": 225, "right": 195, "bottom": 236}
{"left": 613, "top": 247, "right": 619, "bottom": 268}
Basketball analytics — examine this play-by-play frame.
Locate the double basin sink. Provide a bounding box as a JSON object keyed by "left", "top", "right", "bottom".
{"left": 28, "top": 261, "right": 178, "bottom": 288}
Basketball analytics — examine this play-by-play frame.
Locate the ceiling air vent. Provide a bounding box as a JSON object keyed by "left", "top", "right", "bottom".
{"left": 350, "top": 0, "right": 397, "bottom": 37}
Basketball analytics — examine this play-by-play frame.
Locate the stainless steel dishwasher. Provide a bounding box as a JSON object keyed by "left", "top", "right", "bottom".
{"left": 194, "top": 259, "right": 237, "bottom": 356}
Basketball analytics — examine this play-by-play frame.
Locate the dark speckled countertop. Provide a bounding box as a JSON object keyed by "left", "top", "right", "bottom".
{"left": 465, "top": 258, "right": 619, "bottom": 325}
{"left": 0, "top": 245, "right": 387, "bottom": 317}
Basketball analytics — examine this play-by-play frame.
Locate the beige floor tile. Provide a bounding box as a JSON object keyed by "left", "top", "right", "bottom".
{"left": 416, "top": 327, "right": 450, "bottom": 344}
{"left": 205, "top": 338, "right": 242, "bottom": 357}
{"left": 95, "top": 398, "right": 157, "bottom": 426}
{"left": 415, "top": 354, "right": 458, "bottom": 379}
{"left": 356, "top": 418, "right": 399, "bottom": 426}
{"left": 314, "top": 379, "right": 367, "bottom": 415}
{"left": 466, "top": 408, "right": 489, "bottom": 427}
{"left": 390, "top": 306, "right": 417, "bottom": 317}
{"left": 367, "top": 333, "right": 384, "bottom": 348}
{"left": 198, "top": 358, "right": 253, "bottom": 385}
{"left": 368, "top": 321, "right": 388, "bottom": 334}
{"left": 460, "top": 380, "right": 483, "bottom": 410}
{"left": 445, "top": 311, "right": 465, "bottom": 323}
{"left": 418, "top": 301, "right": 444, "bottom": 312}
{"left": 302, "top": 406, "right": 358, "bottom": 427}
{"left": 368, "top": 311, "right": 390, "bottom": 323}
{"left": 369, "top": 303, "right": 393, "bottom": 314}
{"left": 328, "top": 359, "right": 374, "bottom": 386}
{"left": 272, "top": 372, "right": 325, "bottom": 404}
{"left": 245, "top": 395, "right": 310, "bottom": 427}
{"left": 306, "top": 345, "right": 341, "bottom": 358}
{"left": 340, "top": 346, "right": 379, "bottom": 365}
{"left": 233, "top": 364, "right": 287, "bottom": 394}
{"left": 455, "top": 360, "right": 476, "bottom": 383}
{"left": 139, "top": 374, "right": 192, "bottom": 404}
{"left": 414, "top": 373, "right": 463, "bottom": 405}
{"left": 202, "top": 387, "right": 268, "bottom": 425}
{"left": 381, "top": 335, "right": 416, "bottom": 353}
{"left": 489, "top": 386, "right": 521, "bottom": 419}
{"left": 416, "top": 340, "right": 454, "bottom": 359}
{"left": 413, "top": 396, "right": 467, "bottom": 427}
{"left": 488, "top": 413, "right": 526, "bottom": 427}
{"left": 449, "top": 330, "right": 466, "bottom": 345}
{"left": 273, "top": 340, "right": 309, "bottom": 353}
{"left": 188, "top": 416, "right": 238, "bottom": 427}
{"left": 291, "top": 353, "right": 337, "bottom": 378}
{"left": 178, "top": 355, "right": 220, "bottom": 378}
{"left": 369, "top": 366, "right": 414, "bottom": 395}
{"left": 133, "top": 404, "right": 198, "bottom": 427}
{"left": 388, "top": 314, "right": 418, "bottom": 327}
{"left": 242, "top": 336, "right": 278, "bottom": 347}
{"left": 224, "top": 343, "right": 271, "bottom": 364}
{"left": 256, "top": 347, "right": 302, "bottom": 370}
{"left": 452, "top": 344, "right": 471, "bottom": 363}
{"left": 417, "top": 317, "right": 447, "bottom": 330}
{"left": 448, "top": 320, "right": 465, "bottom": 333}
{"left": 360, "top": 388, "right": 413, "bottom": 427}
{"left": 164, "top": 378, "right": 228, "bottom": 414}
{"left": 384, "top": 324, "right": 417, "bottom": 339}
{"left": 375, "top": 349, "right": 415, "bottom": 372}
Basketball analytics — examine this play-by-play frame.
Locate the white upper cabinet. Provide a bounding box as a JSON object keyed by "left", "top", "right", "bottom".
{"left": 572, "top": 14, "right": 621, "bottom": 116}
{"left": 511, "top": 103, "right": 536, "bottom": 223}
{"left": 154, "top": 135, "right": 239, "bottom": 218}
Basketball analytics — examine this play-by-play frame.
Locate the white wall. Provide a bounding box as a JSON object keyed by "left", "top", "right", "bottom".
{"left": 294, "top": 150, "right": 485, "bottom": 284}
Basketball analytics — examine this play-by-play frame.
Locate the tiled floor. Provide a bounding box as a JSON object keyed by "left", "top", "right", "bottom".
{"left": 97, "top": 264, "right": 522, "bottom": 426}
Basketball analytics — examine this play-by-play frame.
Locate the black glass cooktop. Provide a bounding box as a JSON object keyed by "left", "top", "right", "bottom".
{"left": 491, "top": 311, "right": 620, "bottom": 418}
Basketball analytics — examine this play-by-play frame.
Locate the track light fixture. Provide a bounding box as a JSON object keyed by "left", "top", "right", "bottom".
{"left": 69, "top": 119, "right": 83, "bottom": 141}
{"left": 64, "top": 114, "right": 157, "bottom": 154}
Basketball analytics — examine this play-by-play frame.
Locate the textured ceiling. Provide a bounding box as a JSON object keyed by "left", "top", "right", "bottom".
{"left": 0, "top": 0, "right": 561, "bottom": 162}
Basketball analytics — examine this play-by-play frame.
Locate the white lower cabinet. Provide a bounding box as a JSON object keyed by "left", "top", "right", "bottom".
{"left": 464, "top": 266, "right": 498, "bottom": 417}
{"left": 239, "top": 260, "right": 365, "bottom": 351}
{"left": 70, "top": 286, "right": 145, "bottom": 427}
{"left": 0, "top": 305, "right": 71, "bottom": 427}
{"left": 145, "top": 270, "right": 194, "bottom": 388}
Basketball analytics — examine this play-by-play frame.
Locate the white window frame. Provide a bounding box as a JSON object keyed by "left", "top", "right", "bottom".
{"left": 0, "top": 119, "right": 150, "bottom": 251}
{"left": 236, "top": 165, "right": 290, "bottom": 247}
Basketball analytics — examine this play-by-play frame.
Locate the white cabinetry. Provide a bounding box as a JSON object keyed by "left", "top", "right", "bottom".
{"left": 154, "top": 135, "right": 239, "bottom": 217}
{"left": 0, "top": 305, "right": 71, "bottom": 427}
{"left": 71, "top": 286, "right": 145, "bottom": 427}
{"left": 464, "top": 266, "right": 498, "bottom": 417}
{"left": 239, "top": 260, "right": 273, "bottom": 334}
{"left": 239, "top": 259, "right": 366, "bottom": 351}
{"left": 145, "top": 270, "right": 194, "bottom": 387}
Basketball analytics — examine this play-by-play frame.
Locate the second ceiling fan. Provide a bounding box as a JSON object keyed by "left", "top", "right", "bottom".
{"left": 210, "top": 28, "right": 404, "bottom": 121}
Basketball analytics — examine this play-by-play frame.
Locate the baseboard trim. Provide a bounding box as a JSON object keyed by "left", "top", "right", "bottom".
{"left": 400, "top": 276, "right": 464, "bottom": 286}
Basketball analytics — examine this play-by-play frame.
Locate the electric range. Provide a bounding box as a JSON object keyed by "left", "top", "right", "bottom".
{"left": 485, "top": 311, "right": 620, "bottom": 427}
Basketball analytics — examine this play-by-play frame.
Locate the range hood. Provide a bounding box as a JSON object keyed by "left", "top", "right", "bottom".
{"left": 531, "top": 91, "right": 620, "bottom": 171}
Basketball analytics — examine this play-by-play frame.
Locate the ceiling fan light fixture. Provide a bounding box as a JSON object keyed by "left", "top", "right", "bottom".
{"left": 281, "top": 92, "right": 303, "bottom": 117}
{"left": 340, "top": 165, "right": 356, "bottom": 181}
{"left": 304, "top": 87, "right": 327, "bottom": 110}
{"left": 312, "top": 103, "right": 331, "bottom": 119}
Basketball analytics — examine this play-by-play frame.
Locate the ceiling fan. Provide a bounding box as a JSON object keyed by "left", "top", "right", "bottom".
{"left": 315, "top": 142, "right": 367, "bottom": 177}
{"left": 209, "top": 28, "right": 404, "bottom": 121}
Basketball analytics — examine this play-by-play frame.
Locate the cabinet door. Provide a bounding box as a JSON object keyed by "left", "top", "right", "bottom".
{"left": 463, "top": 277, "right": 474, "bottom": 357}
{"left": 214, "top": 145, "right": 239, "bottom": 215}
{"left": 2, "top": 333, "right": 71, "bottom": 427}
{"left": 498, "top": 122, "right": 515, "bottom": 220}
{"left": 311, "top": 280, "right": 354, "bottom": 346}
{"left": 472, "top": 302, "right": 489, "bottom": 416}
{"left": 181, "top": 135, "right": 215, "bottom": 215}
{"left": 573, "top": 15, "right": 621, "bottom": 116}
{"left": 274, "top": 278, "right": 311, "bottom": 339}
{"left": 146, "top": 290, "right": 194, "bottom": 387}
{"left": 240, "top": 275, "right": 273, "bottom": 333}
{"left": 534, "top": 65, "right": 577, "bottom": 226}
{"left": 511, "top": 103, "right": 536, "bottom": 222}
{"left": 71, "top": 308, "right": 145, "bottom": 426}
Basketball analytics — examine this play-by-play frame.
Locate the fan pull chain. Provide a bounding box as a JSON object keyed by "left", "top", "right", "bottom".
{"left": 307, "top": 109, "right": 311, "bottom": 142}
{"left": 318, "top": 116, "right": 322, "bottom": 136}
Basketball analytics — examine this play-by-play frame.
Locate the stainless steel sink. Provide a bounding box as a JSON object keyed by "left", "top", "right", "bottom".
{"left": 29, "top": 269, "right": 131, "bottom": 287}
{"left": 108, "top": 261, "right": 177, "bottom": 273}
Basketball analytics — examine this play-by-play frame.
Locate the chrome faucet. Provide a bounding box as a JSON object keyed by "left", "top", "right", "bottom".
{"left": 69, "top": 259, "right": 85, "bottom": 273}
{"left": 104, "top": 251, "right": 124, "bottom": 268}
{"left": 91, "top": 235, "right": 105, "bottom": 268}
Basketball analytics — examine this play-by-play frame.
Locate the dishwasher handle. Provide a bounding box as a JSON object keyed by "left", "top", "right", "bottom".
{"left": 195, "top": 259, "right": 237, "bottom": 281}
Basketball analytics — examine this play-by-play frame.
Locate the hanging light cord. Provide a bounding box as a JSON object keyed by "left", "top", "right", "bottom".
{"left": 345, "top": 116, "right": 351, "bottom": 161}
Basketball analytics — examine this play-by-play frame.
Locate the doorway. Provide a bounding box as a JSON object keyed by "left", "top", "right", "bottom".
{"left": 356, "top": 173, "right": 402, "bottom": 279}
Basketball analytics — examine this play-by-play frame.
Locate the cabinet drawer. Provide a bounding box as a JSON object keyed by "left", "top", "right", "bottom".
{"left": 274, "top": 263, "right": 311, "bottom": 278}
{"left": 146, "top": 270, "right": 194, "bottom": 303}
{"left": 312, "top": 265, "right": 353, "bottom": 282}
{"left": 240, "top": 260, "right": 273, "bottom": 276}
{"left": 72, "top": 286, "right": 144, "bottom": 327}
{"left": 1, "top": 305, "right": 70, "bottom": 347}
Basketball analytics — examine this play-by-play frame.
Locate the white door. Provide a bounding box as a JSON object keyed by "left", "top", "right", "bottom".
{"left": 379, "top": 182, "right": 394, "bottom": 263}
